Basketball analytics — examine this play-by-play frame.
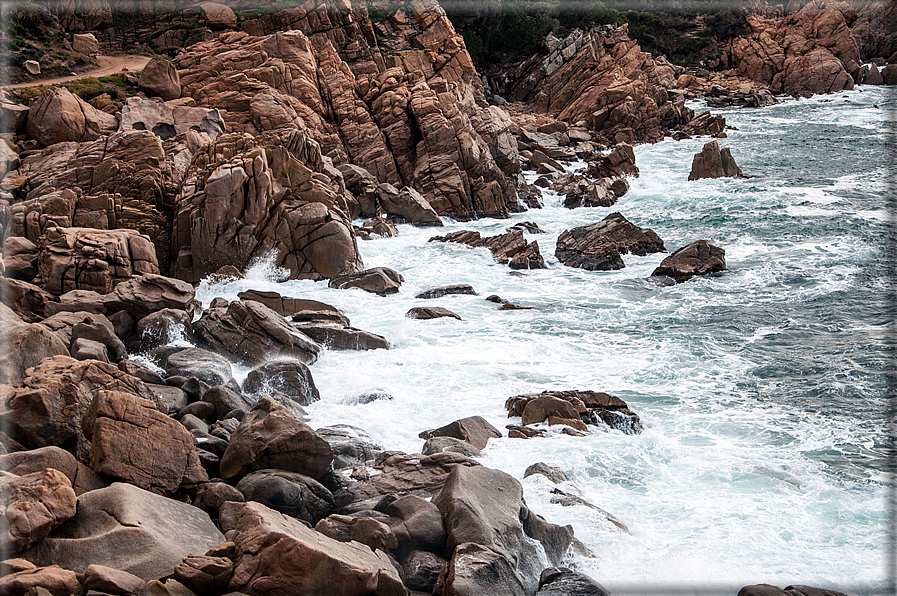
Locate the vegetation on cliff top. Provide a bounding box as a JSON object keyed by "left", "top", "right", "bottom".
{"left": 443, "top": 0, "right": 748, "bottom": 69}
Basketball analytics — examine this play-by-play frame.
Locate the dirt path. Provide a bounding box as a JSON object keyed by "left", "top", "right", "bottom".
{"left": 1, "top": 54, "right": 152, "bottom": 91}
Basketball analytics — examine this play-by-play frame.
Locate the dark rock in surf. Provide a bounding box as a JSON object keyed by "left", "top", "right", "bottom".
{"left": 315, "top": 425, "right": 384, "bottom": 470}
{"left": 507, "top": 390, "right": 643, "bottom": 434}
{"left": 293, "top": 323, "right": 390, "bottom": 351}
{"left": 243, "top": 360, "right": 320, "bottom": 406}
{"left": 688, "top": 140, "right": 743, "bottom": 180}
{"left": 737, "top": 585, "right": 848, "bottom": 596}
{"left": 537, "top": 567, "right": 611, "bottom": 596}
{"left": 524, "top": 462, "right": 567, "bottom": 484}
{"left": 406, "top": 306, "right": 462, "bottom": 321}
{"left": 415, "top": 284, "right": 477, "bottom": 299}
{"left": 556, "top": 212, "right": 664, "bottom": 271}
{"left": 651, "top": 239, "right": 726, "bottom": 282}
{"left": 328, "top": 267, "right": 404, "bottom": 296}
{"left": 587, "top": 143, "right": 639, "bottom": 179}
{"left": 162, "top": 347, "right": 233, "bottom": 387}
{"left": 429, "top": 229, "right": 546, "bottom": 270}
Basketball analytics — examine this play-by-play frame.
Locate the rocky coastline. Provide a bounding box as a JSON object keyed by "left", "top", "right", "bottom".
{"left": 1, "top": 0, "right": 891, "bottom": 594}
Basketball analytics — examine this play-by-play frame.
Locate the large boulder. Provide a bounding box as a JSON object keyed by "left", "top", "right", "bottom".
{"left": 26, "top": 87, "right": 117, "bottom": 147}
{"left": 138, "top": 57, "right": 181, "bottom": 101}
{"left": 0, "top": 468, "right": 77, "bottom": 553}
{"left": 555, "top": 212, "right": 664, "bottom": 271}
{"left": 192, "top": 300, "right": 321, "bottom": 366}
{"left": 200, "top": 2, "right": 236, "bottom": 28}
{"left": 81, "top": 390, "right": 208, "bottom": 496}
{"left": 0, "top": 565, "right": 80, "bottom": 596}
{"left": 0, "top": 446, "right": 106, "bottom": 496}
{"left": 418, "top": 416, "right": 502, "bottom": 450}
{"left": 507, "top": 390, "right": 643, "bottom": 435}
{"left": 72, "top": 33, "right": 99, "bottom": 55}
{"left": 536, "top": 568, "right": 611, "bottom": 596}
{"left": 385, "top": 494, "right": 446, "bottom": 555}
{"left": 651, "top": 239, "right": 726, "bottom": 282}
{"left": 434, "top": 465, "right": 563, "bottom": 593}
{"left": 329, "top": 267, "right": 404, "bottom": 296}
{"left": 103, "top": 274, "right": 198, "bottom": 321}
{"left": 223, "top": 501, "right": 406, "bottom": 596}
{"left": 1, "top": 356, "right": 159, "bottom": 463}
{"left": 434, "top": 541, "right": 529, "bottom": 596}
{"left": 688, "top": 141, "right": 744, "bottom": 181}
{"left": 219, "top": 396, "right": 333, "bottom": 481}
{"left": 243, "top": 360, "right": 320, "bottom": 405}
{"left": 19, "top": 482, "right": 225, "bottom": 580}
{"left": 162, "top": 348, "right": 233, "bottom": 387}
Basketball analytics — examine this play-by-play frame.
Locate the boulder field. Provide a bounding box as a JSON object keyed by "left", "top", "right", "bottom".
{"left": 0, "top": 0, "right": 888, "bottom": 593}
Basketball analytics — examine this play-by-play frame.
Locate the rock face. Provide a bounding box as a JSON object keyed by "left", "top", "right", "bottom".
{"left": 219, "top": 396, "right": 334, "bottom": 481}
{"left": 170, "top": 131, "right": 363, "bottom": 282}
{"left": 37, "top": 227, "right": 160, "bottom": 296}
{"left": 429, "top": 229, "right": 546, "bottom": 269}
{"left": 651, "top": 240, "right": 726, "bottom": 282}
{"left": 19, "top": 482, "right": 225, "bottom": 581}
{"left": 499, "top": 25, "right": 701, "bottom": 144}
{"left": 688, "top": 141, "right": 744, "bottom": 180}
{"left": 725, "top": 1, "right": 859, "bottom": 97}
{"left": 556, "top": 212, "right": 665, "bottom": 271}
{"left": 138, "top": 57, "right": 181, "bottom": 101}
{"left": 224, "top": 501, "right": 406, "bottom": 596}
{"left": 26, "top": 87, "right": 117, "bottom": 147}
{"left": 173, "top": 3, "right": 521, "bottom": 220}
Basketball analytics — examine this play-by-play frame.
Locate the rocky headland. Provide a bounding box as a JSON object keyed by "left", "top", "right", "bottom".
{"left": 0, "top": 0, "right": 889, "bottom": 593}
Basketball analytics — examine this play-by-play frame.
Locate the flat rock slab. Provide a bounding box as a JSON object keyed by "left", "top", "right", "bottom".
{"left": 406, "top": 306, "right": 462, "bottom": 320}
{"left": 414, "top": 284, "right": 477, "bottom": 299}
{"left": 20, "top": 482, "right": 225, "bottom": 581}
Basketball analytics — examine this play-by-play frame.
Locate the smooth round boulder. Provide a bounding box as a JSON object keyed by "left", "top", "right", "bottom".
{"left": 243, "top": 360, "right": 319, "bottom": 406}
{"left": 236, "top": 470, "right": 334, "bottom": 526}
{"left": 163, "top": 348, "right": 233, "bottom": 387}
{"left": 137, "top": 57, "right": 181, "bottom": 101}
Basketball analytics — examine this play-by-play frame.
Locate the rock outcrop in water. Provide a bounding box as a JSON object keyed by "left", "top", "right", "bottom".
{"left": 429, "top": 229, "right": 547, "bottom": 270}
{"left": 688, "top": 140, "right": 744, "bottom": 180}
{"left": 556, "top": 212, "right": 665, "bottom": 271}
{"left": 652, "top": 240, "right": 727, "bottom": 283}
{"left": 506, "top": 390, "right": 644, "bottom": 435}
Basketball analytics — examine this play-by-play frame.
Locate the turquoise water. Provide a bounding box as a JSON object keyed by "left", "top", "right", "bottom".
{"left": 195, "top": 86, "right": 895, "bottom": 594}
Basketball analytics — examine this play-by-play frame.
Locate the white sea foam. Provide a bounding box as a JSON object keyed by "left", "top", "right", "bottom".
{"left": 192, "top": 86, "right": 894, "bottom": 593}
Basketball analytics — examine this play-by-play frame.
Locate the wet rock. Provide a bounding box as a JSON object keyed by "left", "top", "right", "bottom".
{"left": 219, "top": 396, "right": 333, "bottom": 481}
{"left": 293, "top": 323, "right": 390, "bottom": 351}
{"left": 236, "top": 290, "right": 348, "bottom": 324}
{"left": 134, "top": 309, "right": 193, "bottom": 350}
{"left": 507, "top": 390, "right": 643, "bottom": 435}
{"left": 329, "top": 267, "right": 404, "bottom": 296}
{"left": 429, "top": 229, "right": 546, "bottom": 270}
{"left": 0, "top": 468, "right": 77, "bottom": 553}
{"left": 236, "top": 469, "right": 334, "bottom": 526}
{"left": 524, "top": 463, "right": 567, "bottom": 484}
{"left": 651, "top": 240, "right": 726, "bottom": 282}
{"left": 201, "top": 385, "right": 253, "bottom": 419}
{"left": 536, "top": 567, "right": 611, "bottom": 596}
{"left": 315, "top": 425, "right": 383, "bottom": 470}
{"left": 737, "top": 585, "right": 848, "bottom": 596}
{"left": 19, "top": 482, "right": 225, "bottom": 580}
{"left": 224, "top": 501, "right": 405, "bottom": 596}
{"left": 521, "top": 395, "right": 580, "bottom": 426}
{"left": 688, "top": 140, "right": 744, "bottom": 180}
{"left": 356, "top": 217, "right": 399, "bottom": 240}
{"left": 161, "top": 348, "right": 233, "bottom": 387}
{"left": 243, "top": 360, "right": 320, "bottom": 406}
{"left": 399, "top": 549, "right": 445, "bottom": 592}
{"left": 556, "top": 212, "right": 664, "bottom": 271}
{"left": 385, "top": 494, "right": 447, "bottom": 555}
{"left": 81, "top": 390, "right": 208, "bottom": 496}
{"left": 193, "top": 300, "right": 321, "bottom": 366}
{"left": 415, "top": 284, "right": 477, "bottom": 299}
{"left": 406, "top": 306, "right": 462, "bottom": 320}
{"left": 587, "top": 143, "right": 638, "bottom": 179}
{"left": 434, "top": 541, "right": 529, "bottom": 596}
{"left": 138, "top": 57, "right": 181, "bottom": 101}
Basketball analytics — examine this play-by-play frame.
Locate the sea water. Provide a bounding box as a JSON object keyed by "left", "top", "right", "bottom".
{"left": 195, "top": 86, "right": 895, "bottom": 595}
